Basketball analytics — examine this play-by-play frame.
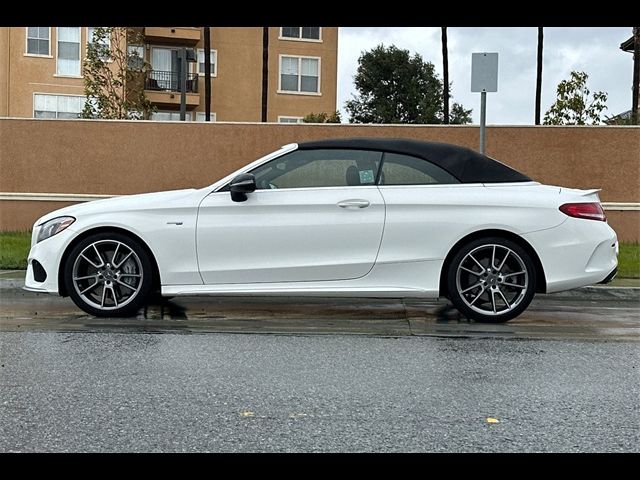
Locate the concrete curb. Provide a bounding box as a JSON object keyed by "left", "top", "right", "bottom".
{"left": 0, "top": 271, "right": 26, "bottom": 291}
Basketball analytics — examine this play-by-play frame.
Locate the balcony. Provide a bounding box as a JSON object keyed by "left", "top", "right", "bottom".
{"left": 144, "top": 70, "right": 200, "bottom": 108}
{"left": 144, "top": 27, "right": 201, "bottom": 45}
{"left": 146, "top": 70, "right": 199, "bottom": 93}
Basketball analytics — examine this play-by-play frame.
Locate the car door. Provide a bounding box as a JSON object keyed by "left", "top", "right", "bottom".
{"left": 375, "top": 152, "right": 485, "bottom": 264}
{"left": 196, "top": 148, "right": 385, "bottom": 284}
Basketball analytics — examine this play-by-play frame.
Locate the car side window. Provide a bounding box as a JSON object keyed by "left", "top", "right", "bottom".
{"left": 250, "top": 149, "right": 383, "bottom": 190}
{"left": 379, "top": 152, "right": 460, "bottom": 185}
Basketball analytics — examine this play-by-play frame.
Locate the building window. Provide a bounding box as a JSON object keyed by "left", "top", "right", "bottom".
{"left": 196, "top": 112, "right": 217, "bottom": 122}
{"left": 26, "top": 27, "right": 50, "bottom": 56}
{"left": 278, "top": 116, "right": 303, "bottom": 123}
{"left": 152, "top": 111, "right": 193, "bottom": 121}
{"left": 56, "top": 27, "right": 81, "bottom": 76}
{"left": 197, "top": 49, "right": 217, "bottom": 76}
{"left": 280, "top": 27, "right": 321, "bottom": 41}
{"left": 87, "top": 27, "right": 111, "bottom": 61}
{"left": 34, "top": 94, "right": 85, "bottom": 119}
{"left": 279, "top": 56, "right": 320, "bottom": 94}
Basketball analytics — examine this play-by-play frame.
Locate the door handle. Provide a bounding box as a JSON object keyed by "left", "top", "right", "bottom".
{"left": 337, "top": 199, "right": 371, "bottom": 209}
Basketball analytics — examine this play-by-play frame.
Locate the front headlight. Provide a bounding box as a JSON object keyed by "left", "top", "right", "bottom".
{"left": 37, "top": 216, "right": 75, "bottom": 243}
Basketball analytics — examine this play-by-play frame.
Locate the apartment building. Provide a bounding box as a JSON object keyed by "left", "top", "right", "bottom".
{"left": 0, "top": 27, "right": 338, "bottom": 122}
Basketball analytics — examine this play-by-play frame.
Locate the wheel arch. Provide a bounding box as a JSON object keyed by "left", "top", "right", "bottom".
{"left": 58, "top": 226, "right": 161, "bottom": 297}
{"left": 438, "top": 229, "right": 547, "bottom": 298}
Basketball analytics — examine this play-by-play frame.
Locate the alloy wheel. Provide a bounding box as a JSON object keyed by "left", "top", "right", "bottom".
{"left": 71, "top": 239, "right": 144, "bottom": 311}
{"left": 455, "top": 243, "right": 529, "bottom": 316}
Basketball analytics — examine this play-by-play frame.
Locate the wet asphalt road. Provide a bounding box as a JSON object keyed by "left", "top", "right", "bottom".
{"left": 1, "top": 332, "right": 639, "bottom": 452}
{"left": 1, "top": 282, "right": 639, "bottom": 452}
{"left": 1, "top": 284, "right": 639, "bottom": 340}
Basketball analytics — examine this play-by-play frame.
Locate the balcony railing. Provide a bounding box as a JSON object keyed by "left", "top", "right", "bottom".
{"left": 145, "top": 70, "right": 199, "bottom": 94}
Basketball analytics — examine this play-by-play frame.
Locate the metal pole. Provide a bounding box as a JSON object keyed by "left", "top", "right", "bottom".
{"left": 261, "top": 27, "right": 269, "bottom": 122}
{"left": 480, "top": 91, "right": 487, "bottom": 154}
{"left": 441, "top": 27, "right": 449, "bottom": 124}
{"left": 632, "top": 26, "right": 639, "bottom": 125}
{"left": 204, "top": 27, "right": 212, "bottom": 121}
{"left": 535, "top": 27, "right": 544, "bottom": 125}
{"left": 179, "top": 47, "right": 187, "bottom": 121}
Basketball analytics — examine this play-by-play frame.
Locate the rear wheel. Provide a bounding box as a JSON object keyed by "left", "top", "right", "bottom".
{"left": 446, "top": 237, "right": 536, "bottom": 323}
{"left": 64, "top": 232, "right": 153, "bottom": 317}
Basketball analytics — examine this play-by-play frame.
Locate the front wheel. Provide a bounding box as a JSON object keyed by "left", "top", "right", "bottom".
{"left": 64, "top": 232, "right": 153, "bottom": 317}
{"left": 446, "top": 237, "right": 536, "bottom": 323}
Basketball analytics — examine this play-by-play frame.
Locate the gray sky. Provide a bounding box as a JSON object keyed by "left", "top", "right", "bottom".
{"left": 337, "top": 27, "right": 634, "bottom": 124}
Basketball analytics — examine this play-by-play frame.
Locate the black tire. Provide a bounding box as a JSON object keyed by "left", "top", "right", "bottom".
{"left": 446, "top": 236, "right": 536, "bottom": 323}
{"left": 64, "top": 232, "right": 154, "bottom": 317}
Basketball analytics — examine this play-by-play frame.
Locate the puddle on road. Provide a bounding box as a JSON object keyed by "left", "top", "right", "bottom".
{"left": 1, "top": 290, "right": 638, "bottom": 340}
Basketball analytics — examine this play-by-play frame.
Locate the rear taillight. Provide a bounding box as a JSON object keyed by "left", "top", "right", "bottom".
{"left": 559, "top": 202, "right": 606, "bottom": 222}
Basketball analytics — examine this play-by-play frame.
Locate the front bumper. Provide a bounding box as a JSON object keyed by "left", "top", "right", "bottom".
{"left": 24, "top": 227, "right": 77, "bottom": 295}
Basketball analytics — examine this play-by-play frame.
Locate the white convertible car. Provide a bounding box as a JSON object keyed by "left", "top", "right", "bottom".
{"left": 25, "top": 138, "right": 618, "bottom": 322}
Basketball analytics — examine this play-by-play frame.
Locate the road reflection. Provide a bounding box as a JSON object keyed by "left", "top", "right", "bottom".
{"left": 1, "top": 290, "right": 638, "bottom": 341}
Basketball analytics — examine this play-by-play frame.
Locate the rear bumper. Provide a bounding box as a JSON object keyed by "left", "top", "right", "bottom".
{"left": 522, "top": 218, "right": 618, "bottom": 294}
{"left": 598, "top": 266, "right": 618, "bottom": 284}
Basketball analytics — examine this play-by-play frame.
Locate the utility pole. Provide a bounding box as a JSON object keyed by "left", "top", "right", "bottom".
{"left": 535, "top": 27, "right": 544, "bottom": 125}
{"left": 261, "top": 27, "right": 269, "bottom": 122}
{"left": 179, "top": 47, "right": 187, "bottom": 121}
{"left": 204, "top": 27, "right": 212, "bottom": 121}
{"left": 442, "top": 27, "right": 449, "bottom": 124}
{"left": 632, "top": 26, "right": 639, "bottom": 124}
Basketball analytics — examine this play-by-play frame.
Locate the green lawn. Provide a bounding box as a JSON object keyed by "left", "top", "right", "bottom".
{"left": 0, "top": 231, "right": 638, "bottom": 279}
{"left": 618, "top": 242, "right": 640, "bottom": 279}
{"left": 0, "top": 231, "right": 31, "bottom": 270}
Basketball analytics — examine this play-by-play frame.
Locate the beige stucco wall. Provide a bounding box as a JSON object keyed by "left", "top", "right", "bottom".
{"left": 266, "top": 27, "right": 338, "bottom": 122}
{"left": 2, "top": 27, "right": 86, "bottom": 118}
{"left": 0, "top": 119, "right": 638, "bottom": 240}
{"left": 0, "top": 28, "right": 10, "bottom": 116}
{"left": 604, "top": 210, "right": 639, "bottom": 243}
{"left": 192, "top": 27, "right": 338, "bottom": 121}
{"left": 202, "top": 27, "right": 263, "bottom": 121}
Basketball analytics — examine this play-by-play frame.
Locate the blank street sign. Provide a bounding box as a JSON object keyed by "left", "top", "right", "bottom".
{"left": 471, "top": 53, "right": 499, "bottom": 92}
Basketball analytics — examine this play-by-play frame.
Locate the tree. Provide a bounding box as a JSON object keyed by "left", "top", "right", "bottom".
{"left": 535, "top": 27, "right": 544, "bottom": 125}
{"left": 345, "top": 44, "right": 471, "bottom": 124}
{"left": 451, "top": 103, "right": 472, "bottom": 124}
{"left": 81, "top": 27, "right": 154, "bottom": 120}
{"left": 302, "top": 111, "right": 342, "bottom": 123}
{"left": 543, "top": 71, "right": 608, "bottom": 125}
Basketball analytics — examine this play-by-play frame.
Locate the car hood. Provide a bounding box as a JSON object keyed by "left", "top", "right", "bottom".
{"left": 35, "top": 188, "right": 200, "bottom": 226}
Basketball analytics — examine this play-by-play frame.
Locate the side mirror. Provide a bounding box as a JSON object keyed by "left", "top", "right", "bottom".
{"left": 229, "top": 173, "right": 256, "bottom": 202}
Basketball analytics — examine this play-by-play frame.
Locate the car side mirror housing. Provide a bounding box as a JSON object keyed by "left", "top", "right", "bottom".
{"left": 229, "top": 173, "right": 256, "bottom": 202}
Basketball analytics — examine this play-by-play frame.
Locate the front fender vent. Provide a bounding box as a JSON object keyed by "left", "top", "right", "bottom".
{"left": 32, "top": 260, "right": 47, "bottom": 282}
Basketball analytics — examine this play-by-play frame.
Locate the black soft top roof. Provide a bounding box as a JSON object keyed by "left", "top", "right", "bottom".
{"left": 297, "top": 137, "right": 531, "bottom": 183}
